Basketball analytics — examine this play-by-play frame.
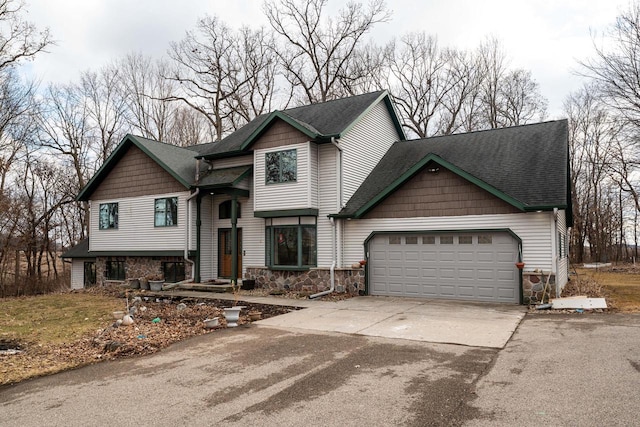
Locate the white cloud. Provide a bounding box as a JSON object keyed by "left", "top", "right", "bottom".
{"left": 18, "top": 0, "right": 632, "bottom": 116}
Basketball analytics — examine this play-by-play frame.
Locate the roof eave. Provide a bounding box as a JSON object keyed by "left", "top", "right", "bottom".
{"left": 239, "top": 111, "right": 320, "bottom": 151}
{"left": 76, "top": 135, "right": 193, "bottom": 201}
{"left": 335, "top": 90, "right": 406, "bottom": 141}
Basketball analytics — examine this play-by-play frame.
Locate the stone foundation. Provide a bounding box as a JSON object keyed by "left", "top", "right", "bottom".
{"left": 95, "top": 256, "right": 192, "bottom": 286}
{"left": 522, "top": 271, "right": 556, "bottom": 305}
{"left": 245, "top": 266, "right": 365, "bottom": 295}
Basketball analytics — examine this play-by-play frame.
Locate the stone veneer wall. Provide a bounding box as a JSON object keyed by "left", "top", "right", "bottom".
{"left": 245, "top": 267, "right": 365, "bottom": 295}
{"left": 522, "top": 271, "right": 556, "bottom": 305}
{"left": 96, "top": 256, "right": 192, "bottom": 286}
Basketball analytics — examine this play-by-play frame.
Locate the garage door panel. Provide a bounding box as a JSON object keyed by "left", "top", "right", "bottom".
{"left": 369, "top": 232, "right": 519, "bottom": 303}
{"left": 404, "top": 267, "right": 419, "bottom": 278}
{"left": 404, "top": 283, "right": 421, "bottom": 295}
{"left": 458, "top": 251, "right": 475, "bottom": 263}
{"left": 422, "top": 251, "right": 438, "bottom": 262}
{"left": 458, "top": 268, "right": 474, "bottom": 280}
{"left": 440, "top": 268, "right": 455, "bottom": 279}
{"left": 497, "top": 269, "right": 516, "bottom": 280}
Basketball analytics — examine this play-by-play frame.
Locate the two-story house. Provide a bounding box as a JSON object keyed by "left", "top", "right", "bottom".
{"left": 63, "top": 90, "right": 571, "bottom": 304}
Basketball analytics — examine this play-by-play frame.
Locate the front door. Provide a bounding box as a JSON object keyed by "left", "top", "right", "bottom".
{"left": 219, "top": 228, "right": 242, "bottom": 278}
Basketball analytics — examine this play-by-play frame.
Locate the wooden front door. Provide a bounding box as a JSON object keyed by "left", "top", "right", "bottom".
{"left": 219, "top": 228, "right": 242, "bottom": 278}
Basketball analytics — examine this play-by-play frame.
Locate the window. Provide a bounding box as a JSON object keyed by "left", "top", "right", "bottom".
{"left": 422, "top": 236, "right": 435, "bottom": 244}
{"left": 99, "top": 203, "right": 118, "bottom": 229}
{"left": 155, "top": 197, "right": 178, "bottom": 227}
{"left": 459, "top": 235, "right": 473, "bottom": 244}
{"left": 84, "top": 262, "right": 96, "bottom": 287}
{"left": 440, "top": 236, "right": 453, "bottom": 244}
{"left": 478, "top": 235, "right": 493, "bottom": 244}
{"left": 267, "top": 225, "right": 316, "bottom": 268}
{"left": 406, "top": 236, "right": 418, "bottom": 244}
{"left": 266, "top": 149, "right": 297, "bottom": 184}
{"left": 219, "top": 200, "right": 241, "bottom": 219}
{"left": 559, "top": 231, "right": 567, "bottom": 258}
{"left": 389, "top": 236, "right": 401, "bottom": 244}
{"left": 163, "top": 262, "right": 185, "bottom": 283}
{"left": 105, "top": 260, "right": 125, "bottom": 281}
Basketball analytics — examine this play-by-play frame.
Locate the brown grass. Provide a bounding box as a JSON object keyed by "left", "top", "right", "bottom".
{"left": 573, "top": 266, "right": 640, "bottom": 312}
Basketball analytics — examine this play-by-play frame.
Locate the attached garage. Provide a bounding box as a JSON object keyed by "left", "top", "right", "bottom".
{"left": 368, "top": 231, "right": 521, "bottom": 303}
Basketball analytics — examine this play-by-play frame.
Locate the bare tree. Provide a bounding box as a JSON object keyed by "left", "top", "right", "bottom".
{"left": 381, "top": 33, "right": 467, "bottom": 138}
{"left": 167, "top": 16, "right": 276, "bottom": 140}
{"left": 118, "top": 53, "right": 180, "bottom": 143}
{"left": 564, "top": 85, "right": 623, "bottom": 263}
{"left": 80, "top": 65, "right": 128, "bottom": 163}
{"left": 264, "top": 0, "right": 390, "bottom": 104}
{"left": 581, "top": 2, "right": 640, "bottom": 129}
{"left": 0, "top": 0, "right": 52, "bottom": 71}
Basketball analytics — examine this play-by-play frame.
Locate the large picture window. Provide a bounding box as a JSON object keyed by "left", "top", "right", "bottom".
{"left": 105, "top": 260, "right": 125, "bottom": 281}
{"left": 99, "top": 203, "right": 118, "bottom": 230}
{"left": 265, "top": 149, "right": 297, "bottom": 184}
{"left": 155, "top": 197, "right": 178, "bottom": 227}
{"left": 267, "top": 225, "right": 316, "bottom": 268}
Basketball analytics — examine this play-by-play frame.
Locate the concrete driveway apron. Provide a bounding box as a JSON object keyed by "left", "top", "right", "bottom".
{"left": 257, "top": 296, "right": 526, "bottom": 348}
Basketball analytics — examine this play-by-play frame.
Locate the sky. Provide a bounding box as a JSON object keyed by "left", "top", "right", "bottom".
{"left": 19, "top": 0, "right": 632, "bottom": 118}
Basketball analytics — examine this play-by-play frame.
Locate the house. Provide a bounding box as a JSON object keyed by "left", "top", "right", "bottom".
{"left": 63, "top": 90, "right": 571, "bottom": 304}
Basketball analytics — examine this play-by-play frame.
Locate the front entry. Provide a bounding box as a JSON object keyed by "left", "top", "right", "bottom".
{"left": 218, "top": 228, "right": 242, "bottom": 278}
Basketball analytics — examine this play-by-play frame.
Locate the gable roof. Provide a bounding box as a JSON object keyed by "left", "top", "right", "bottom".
{"left": 194, "top": 90, "right": 405, "bottom": 159}
{"left": 77, "top": 135, "right": 202, "bottom": 201}
{"left": 336, "top": 120, "right": 570, "bottom": 219}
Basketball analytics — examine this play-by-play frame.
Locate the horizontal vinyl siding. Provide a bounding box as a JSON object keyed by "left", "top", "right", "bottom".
{"left": 254, "top": 142, "right": 313, "bottom": 212}
{"left": 317, "top": 144, "right": 338, "bottom": 267}
{"left": 212, "top": 181, "right": 265, "bottom": 278}
{"left": 211, "top": 154, "right": 253, "bottom": 169}
{"left": 90, "top": 191, "right": 190, "bottom": 251}
{"left": 341, "top": 100, "right": 400, "bottom": 207}
{"left": 343, "top": 212, "right": 555, "bottom": 272}
{"left": 71, "top": 259, "right": 88, "bottom": 289}
{"left": 200, "top": 196, "right": 214, "bottom": 281}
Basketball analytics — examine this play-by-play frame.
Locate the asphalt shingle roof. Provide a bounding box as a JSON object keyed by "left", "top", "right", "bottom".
{"left": 339, "top": 120, "right": 569, "bottom": 217}
{"left": 61, "top": 238, "right": 92, "bottom": 258}
{"left": 195, "top": 91, "right": 391, "bottom": 158}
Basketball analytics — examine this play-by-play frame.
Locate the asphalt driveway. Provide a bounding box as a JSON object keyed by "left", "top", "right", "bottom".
{"left": 2, "top": 305, "right": 640, "bottom": 426}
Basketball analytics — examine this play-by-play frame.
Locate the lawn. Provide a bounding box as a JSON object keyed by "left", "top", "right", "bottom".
{"left": 573, "top": 266, "right": 640, "bottom": 312}
{"left": 0, "top": 288, "right": 296, "bottom": 386}
{"left": 1, "top": 293, "right": 123, "bottom": 385}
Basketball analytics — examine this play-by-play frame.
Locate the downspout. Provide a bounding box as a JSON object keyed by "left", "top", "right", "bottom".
{"left": 310, "top": 217, "right": 336, "bottom": 299}
{"left": 330, "top": 136, "right": 343, "bottom": 268}
{"left": 330, "top": 137, "right": 343, "bottom": 209}
{"left": 553, "top": 207, "right": 559, "bottom": 296}
{"left": 231, "top": 194, "right": 238, "bottom": 285}
{"left": 184, "top": 188, "right": 200, "bottom": 282}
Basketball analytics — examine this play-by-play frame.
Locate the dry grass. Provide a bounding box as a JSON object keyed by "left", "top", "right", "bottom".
{"left": 573, "top": 266, "right": 640, "bottom": 312}
{"left": 0, "top": 287, "right": 298, "bottom": 386}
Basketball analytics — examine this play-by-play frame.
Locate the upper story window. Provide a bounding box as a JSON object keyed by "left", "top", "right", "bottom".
{"left": 155, "top": 197, "right": 178, "bottom": 227}
{"left": 219, "top": 200, "right": 241, "bottom": 219}
{"left": 99, "top": 203, "right": 118, "bottom": 229}
{"left": 266, "top": 149, "right": 297, "bottom": 184}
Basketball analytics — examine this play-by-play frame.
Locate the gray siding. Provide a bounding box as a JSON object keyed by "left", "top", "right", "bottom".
{"left": 317, "top": 144, "right": 338, "bottom": 267}
{"left": 90, "top": 191, "right": 190, "bottom": 251}
{"left": 340, "top": 100, "right": 401, "bottom": 207}
{"left": 254, "top": 142, "right": 314, "bottom": 212}
{"left": 343, "top": 212, "right": 556, "bottom": 273}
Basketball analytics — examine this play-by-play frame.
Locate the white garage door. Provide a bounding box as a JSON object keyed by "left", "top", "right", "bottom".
{"left": 369, "top": 232, "right": 519, "bottom": 303}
